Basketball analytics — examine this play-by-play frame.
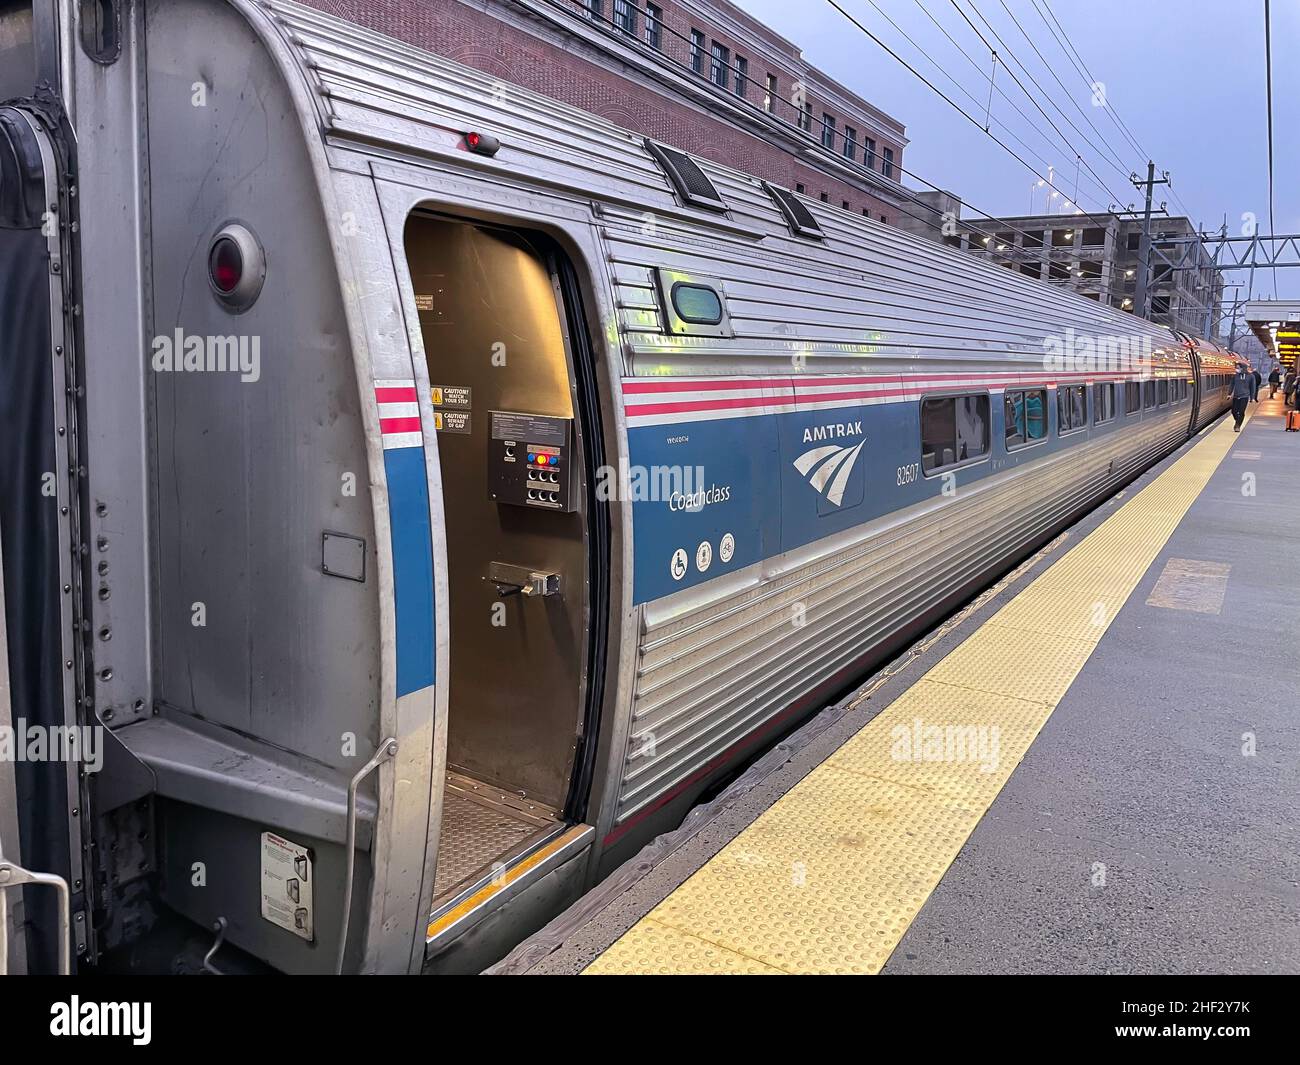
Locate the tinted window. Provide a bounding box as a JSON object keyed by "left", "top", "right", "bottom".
{"left": 1094, "top": 382, "right": 1116, "bottom": 424}
{"left": 1004, "top": 389, "right": 1047, "bottom": 449}
{"left": 1058, "top": 384, "right": 1087, "bottom": 433}
{"left": 1126, "top": 381, "right": 1141, "bottom": 414}
{"left": 1158, "top": 379, "right": 1169, "bottom": 405}
{"left": 922, "top": 394, "right": 990, "bottom": 473}
{"left": 1144, "top": 380, "right": 1156, "bottom": 409}
{"left": 671, "top": 283, "right": 723, "bottom": 324}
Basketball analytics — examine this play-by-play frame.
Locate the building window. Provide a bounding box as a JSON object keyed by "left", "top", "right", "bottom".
{"left": 612, "top": 0, "right": 635, "bottom": 34}
{"left": 710, "top": 42, "right": 730, "bottom": 90}
{"left": 842, "top": 200, "right": 850, "bottom": 210}
{"left": 864, "top": 137, "right": 876, "bottom": 169}
{"left": 843, "top": 125, "right": 857, "bottom": 161}
{"left": 799, "top": 101, "right": 812, "bottom": 132}
{"left": 882, "top": 147, "right": 894, "bottom": 178}
{"left": 582, "top": 0, "right": 603, "bottom": 20}
{"left": 1127, "top": 232, "right": 1141, "bottom": 251}
{"left": 1020, "top": 262, "right": 1042, "bottom": 279}
{"left": 733, "top": 55, "right": 748, "bottom": 97}
{"left": 880, "top": 213, "right": 887, "bottom": 224}
{"left": 764, "top": 73, "right": 777, "bottom": 112}
{"left": 1022, "top": 230, "right": 1044, "bottom": 248}
{"left": 795, "top": 182, "right": 805, "bottom": 193}
{"left": 821, "top": 114, "right": 836, "bottom": 150}
{"left": 690, "top": 29, "right": 704, "bottom": 74}
{"left": 645, "top": 4, "right": 662, "bottom": 49}
{"left": 819, "top": 192, "right": 829, "bottom": 202}
{"left": 921, "top": 394, "right": 990, "bottom": 473}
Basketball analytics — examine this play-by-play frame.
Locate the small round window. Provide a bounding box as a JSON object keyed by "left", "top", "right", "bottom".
{"left": 670, "top": 282, "right": 724, "bottom": 325}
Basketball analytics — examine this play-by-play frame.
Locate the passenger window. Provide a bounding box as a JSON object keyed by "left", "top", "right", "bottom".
{"left": 1143, "top": 380, "right": 1156, "bottom": 409}
{"left": 921, "top": 394, "right": 990, "bottom": 473}
{"left": 1004, "top": 388, "right": 1047, "bottom": 450}
{"left": 1158, "top": 379, "right": 1169, "bottom": 405}
{"left": 1094, "top": 382, "right": 1116, "bottom": 424}
{"left": 1125, "top": 381, "right": 1141, "bottom": 414}
{"left": 670, "top": 282, "right": 724, "bottom": 324}
{"left": 1057, "top": 384, "right": 1087, "bottom": 433}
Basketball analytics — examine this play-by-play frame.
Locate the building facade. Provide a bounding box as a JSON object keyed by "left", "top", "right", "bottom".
{"left": 306, "top": 0, "right": 913, "bottom": 223}
{"left": 953, "top": 211, "right": 1225, "bottom": 341}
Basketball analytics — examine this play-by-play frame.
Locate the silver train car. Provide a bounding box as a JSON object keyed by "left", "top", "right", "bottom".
{"left": 0, "top": 0, "right": 1241, "bottom": 974}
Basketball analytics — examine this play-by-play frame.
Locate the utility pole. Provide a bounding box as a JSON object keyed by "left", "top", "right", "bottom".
{"left": 1131, "top": 161, "right": 1170, "bottom": 318}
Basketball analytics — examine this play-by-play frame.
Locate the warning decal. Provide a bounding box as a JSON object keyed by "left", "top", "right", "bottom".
{"left": 260, "top": 831, "right": 314, "bottom": 941}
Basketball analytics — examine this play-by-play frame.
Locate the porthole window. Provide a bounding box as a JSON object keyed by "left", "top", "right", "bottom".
{"left": 671, "top": 282, "right": 723, "bottom": 325}
{"left": 80, "top": 0, "right": 122, "bottom": 65}
{"left": 654, "top": 268, "right": 732, "bottom": 338}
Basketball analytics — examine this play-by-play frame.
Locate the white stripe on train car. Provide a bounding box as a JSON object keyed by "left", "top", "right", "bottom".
{"left": 375, "top": 379, "right": 424, "bottom": 450}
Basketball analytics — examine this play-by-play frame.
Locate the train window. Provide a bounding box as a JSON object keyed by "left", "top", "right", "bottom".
{"left": 1158, "top": 379, "right": 1169, "bottom": 405}
{"left": 1057, "top": 384, "right": 1087, "bottom": 434}
{"left": 1143, "top": 380, "right": 1156, "bottom": 409}
{"left": 1125, "top": 381, "right": 1141, "bottom": 414}
{"left": 671, "top": 283, "right": 723, "bottom": 324}
{"left": 1004, "top": 389, "right": 1047, "bottom": 450}
{"left": 1094, "top": 383, "right": 1116, "bottom": 424}
{"left": 654, "top": 269, "right": 733, "bottom": 337}
{"left": 921, "top": 394, "right": 989, "bottom": 474}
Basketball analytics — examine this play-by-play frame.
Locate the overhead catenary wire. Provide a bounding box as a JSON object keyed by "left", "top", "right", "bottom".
{"left": 825, "top": 0, "right": 1143, "bottom": 241}
{"left": 537, "top": 0, "right": 1073, "bottom": 256}
{"left": 945, "top": 0, "right": 1135, "bottom": 209}
{"left": 1031, "top": 0, "right": 1197, "bottom": 224}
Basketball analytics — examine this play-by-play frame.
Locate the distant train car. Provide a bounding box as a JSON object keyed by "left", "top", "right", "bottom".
{"left": 0, "top": 0, "right": 1240, "bottom": 974}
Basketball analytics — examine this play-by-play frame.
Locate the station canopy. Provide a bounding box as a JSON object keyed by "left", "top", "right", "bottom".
{"left": 1242, "top": 300, "right": 1300, "bottom": 371}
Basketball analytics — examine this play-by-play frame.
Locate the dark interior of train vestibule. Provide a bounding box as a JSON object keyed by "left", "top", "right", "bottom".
{"left": 404, "top": 215, "right": 592, "bottom": 903}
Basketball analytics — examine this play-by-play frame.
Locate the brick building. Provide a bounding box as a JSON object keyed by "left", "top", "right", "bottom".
{"left": 306, "top": 0, "right": 914, "bottom": 224}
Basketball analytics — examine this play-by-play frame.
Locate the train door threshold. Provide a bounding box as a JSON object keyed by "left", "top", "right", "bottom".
{"left": 425, "top": 774, "right": 592, "bottom": 956}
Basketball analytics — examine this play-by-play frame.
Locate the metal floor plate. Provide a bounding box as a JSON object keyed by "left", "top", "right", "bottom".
{"left": 433, "top": 789, "right": 542, "bottom": 901}
{"left": 586, "top": 412, "right": 1247, "bottom": 974}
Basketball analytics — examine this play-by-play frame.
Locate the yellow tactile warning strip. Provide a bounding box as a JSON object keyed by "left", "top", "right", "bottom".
{"left": 586, "top": 414, "right": 1246, "bottom": 975}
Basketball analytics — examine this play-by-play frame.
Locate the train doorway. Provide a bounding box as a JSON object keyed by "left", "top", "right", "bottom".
{"left": 404, "top": 216, "right": 606, "bottom": 914}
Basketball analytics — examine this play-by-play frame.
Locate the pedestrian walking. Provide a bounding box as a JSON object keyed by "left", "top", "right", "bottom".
{"left": 1252, "top": 367, "right": 1262, "bottom": 401}
{"left": 1230, "top": 364, "right": 1253, "bottom": 431}
{"left": 1268, "top": 365, "right": 1281, "bottom": 398}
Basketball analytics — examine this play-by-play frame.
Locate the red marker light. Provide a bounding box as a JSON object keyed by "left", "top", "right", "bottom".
{"left": 208, "top": 237, "right": 243, "bottom": 295}
{"left": 464, "top": 131, "right": 501, "bottom": 157}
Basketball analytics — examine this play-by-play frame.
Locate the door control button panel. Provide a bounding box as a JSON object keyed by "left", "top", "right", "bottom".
{"left": 489, "top": 411, "right": 577, "bottom": 513}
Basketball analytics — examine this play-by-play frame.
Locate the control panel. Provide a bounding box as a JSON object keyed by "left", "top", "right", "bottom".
{"left": 488, "top": 411, "right": 577, "bottom": 512}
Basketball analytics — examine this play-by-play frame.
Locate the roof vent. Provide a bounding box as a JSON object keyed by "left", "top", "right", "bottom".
{"left": 645, "top": 140, "right": 727, "bottom": 212}
{"left": 763, "top": 182, "right": 823, "bottom": 240}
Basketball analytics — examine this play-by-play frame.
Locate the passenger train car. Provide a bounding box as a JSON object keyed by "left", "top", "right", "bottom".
{"left": 0, "top": 0, "right": 1240, "bottom": 974}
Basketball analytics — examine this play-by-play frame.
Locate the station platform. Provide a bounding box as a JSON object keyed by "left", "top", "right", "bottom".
{"left": 494, "top": 392, "right": 1300, "bottom": 975}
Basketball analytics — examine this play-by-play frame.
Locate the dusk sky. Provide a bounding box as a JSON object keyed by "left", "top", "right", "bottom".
{"left": 736, "top": 0, "right": 1299, "bottom": 306}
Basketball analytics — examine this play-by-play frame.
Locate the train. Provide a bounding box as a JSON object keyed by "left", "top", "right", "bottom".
{"left": 0, "top": 0, "right": 1241, "bottom": 975}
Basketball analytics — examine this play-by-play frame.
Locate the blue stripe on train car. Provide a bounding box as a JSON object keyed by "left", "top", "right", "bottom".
{"left": 383, "top": 446, "right": 436, "bottom": 696}
{"left": 627, "top": 387, "right": 1188, "bottom": 604}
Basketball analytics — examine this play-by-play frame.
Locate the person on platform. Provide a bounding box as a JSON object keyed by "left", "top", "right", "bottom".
{"left": 1268, "top": 365, "right": 1281, "bottom": 398}
{"left": 1251, "top": 366, "right": 1262, "bottom": 401}
{"left": 1230, "top": 364, "right": 1253, "bottom": 431}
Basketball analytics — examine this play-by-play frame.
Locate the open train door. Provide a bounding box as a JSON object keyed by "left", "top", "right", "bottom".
{"left": 0, "top": 101, "right": 83, "bottom": 974}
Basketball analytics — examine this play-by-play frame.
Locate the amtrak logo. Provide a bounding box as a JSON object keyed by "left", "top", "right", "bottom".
{"left": 793, "top": 438, "right": 866, "bottom": 507}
